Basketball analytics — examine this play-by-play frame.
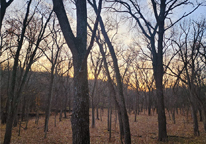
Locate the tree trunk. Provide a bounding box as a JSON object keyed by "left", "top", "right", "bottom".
{"left": 97, "top": 35, "right": 124, "bottom": 141}
{"left": 109, "top": 108, "right": 112, "bottom": 140}
{"left": 13, "top": 109, "right": 18, "bottom": 127}
{"left": 44, "top": 66, "right": 55, "bottom": 134}
{"left": 92, "top": 97, "right": 95, "bottom": 128}
{"left": 18, "top": 117, "right": 21, "bottom": 136}
{"left": 53, "top": 0, "right": 90, "bottom": 143}
{"left": 107, "top": 101, "right": 110, "bottom": 131}
{"left": 155, "top": 71, "right": 167, "bottom": 141}
{"left": 99, "top": 18, "right": 131, "bottom": 144}
{"left": 64, "top": 94, "right": 67, "bottom": 118}
{"left": 191, "top": 104, "right": 200, "bottom": 136}
{"left": 198, "top": 108, "right": 202, "bottom": 122}
{"left": 54, "top": 109, "right": 57, "bottom": 127}
{"left": 25, "top": 107, "right": 29, "bottom": 130}
{"left": 202, "top": 108, "right": 206, "bottom": 132}
{"left": 134, "top": 93, "right": 137, "bottom": 122}
{"left": 35, "top": 108, "right": 39, "bottom": 125}
{"left": 71, "top": 55, "right": 90, "bottom": 143}
{"left": 3, "top": 105, "right": 17, "bottom": 144}
{"left": 59, "top": 109, "right": 62, "bottom": 122}
{"left": 21, "top": 96, "right": 26, "bottom": 121}
{"left": 172, "top": 108, "right": 176, "bottom": 124}
{"left": 148, "top": 90, "right": 151, "bottom": 116}
{"left": 96, "top": 106, "right": 99, "bottom": 120}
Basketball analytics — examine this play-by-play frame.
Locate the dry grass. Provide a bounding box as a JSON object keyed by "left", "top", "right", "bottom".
{"left": 1, "top": 109, "right": 206, "bottom": 144}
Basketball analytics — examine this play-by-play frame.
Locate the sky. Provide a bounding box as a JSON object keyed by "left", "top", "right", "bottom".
{"left": 6, "top": 0, "right": 206, "bottom": 19}
{"left": 2, "top": 0, "right": 206, "bottom": 73}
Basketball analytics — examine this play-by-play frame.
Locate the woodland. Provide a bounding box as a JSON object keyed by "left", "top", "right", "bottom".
{"left": 0, "top": 0, "right": 206, "bottom": 144}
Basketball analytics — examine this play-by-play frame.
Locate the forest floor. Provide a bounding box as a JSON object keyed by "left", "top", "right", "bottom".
{"left": 0, "top": 109, "right": 206, "bottom": 144}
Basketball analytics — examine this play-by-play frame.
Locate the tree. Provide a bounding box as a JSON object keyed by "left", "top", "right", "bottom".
{"left": 3, "top": 0, "right": 52, "bottom": 143}
{"left": 110, "top": 0, "right": 201, "bottom": 141}
{"left": 52, "top": 0, "right": 102, "bottom": 143}
{"left": 89, "top": 51, "right": 103, "bottom": 128}
{"left": 41, "top": 17, "right": 64, "bottom": 137}
{"left": 88, "top": 1, "right": 131, "bottom": 143}
{"left": 171, "top": 19, "right": 206, "bottom": 135}
{"left": 95, "top": 34, "right": 124, "bottom": 142}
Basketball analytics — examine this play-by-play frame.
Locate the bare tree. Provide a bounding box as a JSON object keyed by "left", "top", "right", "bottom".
{"left": 89, "top": 51, "right": 103, "bottom": 128}
{"left": 52, "top": 0, "right": 102, "bottom": 143}
{"left": 3, "top": 1, "right": 52, "bottom": 143}
{"left": 41, "top": 17, "right": 64, "bottom": 138}
{"left": 109, "top": 0, "right": 202, "bottom": 141}
{"left": 88, "top": 1, "right": 132, "bottom": 143}
{"left": 170, "top": 20, "right": 206, "bottom": 135}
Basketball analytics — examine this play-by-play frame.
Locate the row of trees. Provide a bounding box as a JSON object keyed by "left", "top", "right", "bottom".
{"left": 0, "top": 0, "right": 206, "bottom": 144}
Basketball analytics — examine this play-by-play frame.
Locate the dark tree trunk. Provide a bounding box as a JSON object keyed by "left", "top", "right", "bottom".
{"left": 68, "top": 92, "right": 71, "bottom": 112}
{"left": 96, "top": 106, "right": 99, "bottom": 120}
{"left": 21, "top": 96, "right": 26, "bottom": 121}
{"left": 172, "top": 108, "right": 176, "bottom": 124}
{"left": 202, "top": 108, "right": 206, "bottom": 132}
{"left": 59, "top": 109, "right": 62, "bottom": 121}
{"left": 25, "top": 107, "right": 29, "bottom": 130}
{"left": 191, "top": 104, "right": 200, "bottom": 136}
{"left": 92, "top": 97, "right": 95, "bottom": 128}
{"left": 107, "top": 104, "right": 110, "bottom": 131}
{"left": 100, "top": 107, "right": 102, "bottom": 121}
{"left": 35, "top": 108, "right": 39, "bottom": 125}
{"left": 134, "top": 94, "right": 137, "bottom": 122}
{"left": 198, "top": 108, "right": 202, "bottom": 122}
{"left": 3, "top": 110, "right": 15, "bottom": 144}
{"left": 64, "top": 94, "right": 68, "bottom": 118}
{"left": 148, "top": 90, "right": 151, "bottom": 116}
{"left": 189, "top": 87, "right": 200, "bottom": 136}
{"left": 109, "top": 108, "right": 112, "bottom": 140}
{"left": 155, "top": 73, "right": 167, "bottom": 141}
{"left": 137, "top": 92, "right": 139, "bottom": 115}
{"left": 13, "top": 108, "right": 18, "bottom": 127}
{"left": 53, "top": 0, "right": 90, "bottom": 143}
{"left": 152, "top": 1, "right": 167, "bottom": 140}
{"left": 72, "top": 55, "right": 90, "bottom": 143}
{"left": 44, "top": 66, "right": 54, "bottom": 133}
{"left": 18, "top": 116, "right": 21, "bottom": 136}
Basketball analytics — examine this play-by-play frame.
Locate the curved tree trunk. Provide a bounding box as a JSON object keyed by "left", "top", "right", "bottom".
{"left": 98, "top": 15, "right": 131, "bottom": 144}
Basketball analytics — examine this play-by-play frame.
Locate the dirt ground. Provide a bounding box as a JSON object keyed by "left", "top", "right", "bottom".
{"left": 1, "top": 109, "right": 206, "bottom": 144}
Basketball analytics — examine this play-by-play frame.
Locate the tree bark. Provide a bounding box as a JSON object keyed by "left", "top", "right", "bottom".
{"left": 72, "top": 54, "right": 90, "bottom": 143}
{"left": 155, "top": 73, "right": 167, "bottom": 141}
